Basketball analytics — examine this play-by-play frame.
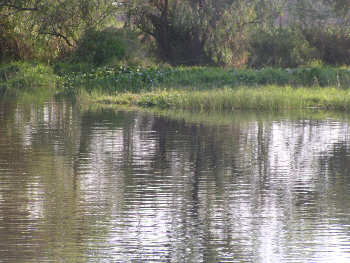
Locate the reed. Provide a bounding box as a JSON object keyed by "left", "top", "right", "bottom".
{"left": 60, "top": 65, "right": 350, "bottom": 96}
{"left": 2, "top": 61, "right": 350, "bottom": 112}
{"left": 0, "top": 62, "right": 58, "bottom": 96}
{"left": 92, "top": 86, "right": 350, "bottom": 111}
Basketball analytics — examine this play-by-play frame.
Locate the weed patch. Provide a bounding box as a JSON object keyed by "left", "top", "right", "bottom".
{"left": 92, "top": 86, "right": 350, "bottom": 112}
{"left": 0, "top": 62, "right": 58, "bottom": 96}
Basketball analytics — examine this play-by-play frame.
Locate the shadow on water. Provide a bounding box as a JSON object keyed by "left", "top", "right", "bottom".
{"left": 1, "top": 99, "right": 350, "bottom": 262}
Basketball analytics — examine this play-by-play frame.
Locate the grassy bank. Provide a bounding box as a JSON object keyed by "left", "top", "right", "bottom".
{"left": 0, "top": 62, "right": 58, "bottom": 97}
{"left": 62, "top": 65, "right": 350, "bottom": 111}
{"left": 60, "top": 66, "right": 350, "bottom": 96}
{"left": 2, "top": 61, "right": 350, "bottom": 112}
{"left": 91, "top": 86, "right": 350, "bottom": 111}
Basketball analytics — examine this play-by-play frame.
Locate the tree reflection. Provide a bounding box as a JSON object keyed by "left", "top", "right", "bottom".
{"left": 1, "top": 101, "right": 350, "bottom": 262}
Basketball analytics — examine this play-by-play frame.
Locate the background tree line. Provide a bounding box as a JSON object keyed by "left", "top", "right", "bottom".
{"left": 1, "top": 0, "right": 350, "bottom": 67}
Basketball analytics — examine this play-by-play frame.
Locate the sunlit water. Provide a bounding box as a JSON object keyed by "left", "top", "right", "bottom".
{"left": 1, "top": 99, "right": 350, "bottom": 263}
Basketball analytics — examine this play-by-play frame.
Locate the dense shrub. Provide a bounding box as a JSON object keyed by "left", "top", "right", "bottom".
{"left": 0, "top": 19, "right": 33, "bottom": 62}
{"left": 60, "top": 66, "right": 175, "bottom": 95}
{"left": 303, "top": 28, "right": 350, "bottom": 66}
{"left": 248, "top": 28, "right": 318, "bottom": 68}
{"left": 72, "top": 28, "right": 132, "bottom": 66}
{"left": 53, "top": 62, "right": 93, "bottom": 75}
{"left": 60, "top": 65, "right": 350, "bottom": 98}
{"left": 0, "top": 62, "right": 58, "bottom": 95}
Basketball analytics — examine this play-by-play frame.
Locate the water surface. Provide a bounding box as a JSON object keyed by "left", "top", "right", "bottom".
{"left": 1, "top": 99, "right": 350, "bottom": 262}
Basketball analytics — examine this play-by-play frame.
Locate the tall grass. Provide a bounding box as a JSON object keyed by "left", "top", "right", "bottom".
{"left": 59, "top": 66, "right": 174, "bottom": 96}
{"left": 161, "top": 67, "right": 350, "bottom": 88}
{"left": 2, "top": 61, "right": 350, "bottom": 112}
{"left": 60, "top": 65, "right": 350, "bottom": 96}
{"left": 92, "top": 86, "right": 350, "bottom": 111}
{"left": 65, "top": 65, "right": 350, "bottom": 112}
{"left": 0, "top": 61, "right": 58, "bottom": 96}
{"left": 180, "top": 86, "right": 350, "bottom": 111}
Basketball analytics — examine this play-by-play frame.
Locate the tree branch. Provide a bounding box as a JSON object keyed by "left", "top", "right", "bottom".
{"left": 39, "top": 31, "right": 73, "bottom": 47}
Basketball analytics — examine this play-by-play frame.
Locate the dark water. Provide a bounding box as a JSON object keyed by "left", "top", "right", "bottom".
{"left": 1, "top": 99, "right": 350, "bottom": 263}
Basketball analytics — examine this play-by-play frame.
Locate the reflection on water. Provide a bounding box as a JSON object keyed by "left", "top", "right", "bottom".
{"left": 1, "top": 99, "right": 350, "bottom": 262}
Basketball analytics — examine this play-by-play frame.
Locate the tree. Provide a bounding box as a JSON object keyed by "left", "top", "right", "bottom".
{"left": 126, "top": 0, "right": 265, "bottom": 66}
{"left": 0, "top": 0, "right": 118, "bottom": 61}
{"left": 127, "top": 0, "right": 208, "bottom": 64}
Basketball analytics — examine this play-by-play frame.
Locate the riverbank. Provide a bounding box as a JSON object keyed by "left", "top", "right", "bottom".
{"left": 74, "top": 65, "right": 350, "bottom": 111}
{"left": 60, "top": 65, "right": 350, "bottom": 95}
{"left": 90, "top": 86, "right": 350, "bottom": 111}
{"left": 0, "top": 62, "right": 58, "bottom": 100}
{"left": 2, "top": 62, "right": 350, "bottom": 111}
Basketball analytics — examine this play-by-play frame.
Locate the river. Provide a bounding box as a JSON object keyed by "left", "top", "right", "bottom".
{"left": 0, "top": 98, "right": 350, "bottom": 263}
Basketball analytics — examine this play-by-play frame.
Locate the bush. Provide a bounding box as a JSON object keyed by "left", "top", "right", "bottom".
{"left": 72, "top": 28, "right": 131, "bottom": 66}
{"left": 248, "top": 28, "right": 318, "bottom": 68}
{"left": 0, "top": 62, "right": 58, "bottom": 95}
{"left": 303, "top": 28, "right": 350, "bottom": 66}
{"left": 0, "top": 19, "right": 33, "bottom": 62}
{"left": 53, "top": 61, "right": 93, "bottom": 75}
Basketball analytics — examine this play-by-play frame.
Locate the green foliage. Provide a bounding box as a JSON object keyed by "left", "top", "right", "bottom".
{"left": 160, "top": 66, "right": 350, "bottom": 88}
{"left": 66, "top": 28, "right": 149, "bottom": 68}
{"left": 0, "top": 18, "right": 17, "bottom": 61}
{"left": 53, "top": 62, "right": 93, "bottom": 75}
{"left": 136, "top": 90, "right": 183, "bottom": 108}
{"left": 60, "top": 66, "right": 175, "bottom": 96}
{"left": 2, "top": 59, "right": 350, "bottom": 113}
{"left": 204, "top": 1, "right": 257, "bottom": 67}
{"left": 93, "top": 86, "right": 350, "bottom": 111}
{"left": 0, "top": 62, "right": 58, "bottom": 96}
{"left": 248, "top": 28, "right": 318, "bottom": 68}
{"left": 0, "top": 16, "right": 34, "bottom": 61}
{"left": 0, "top": 0, "right": 118, "bottom": 62}
{"left": 2, "top": 0, "right": 350, "bottom": 68}
{"left": 129, "top": 0, "right": 259, "bottom": 66}
{"left": 60, "top": 65, "right": 350, "bottom": 99}
{"left": 72, "top": 29, "right": 127, "bottom": 66}
{"left": 303, "top": 28, "right": 350, "bottom": 65}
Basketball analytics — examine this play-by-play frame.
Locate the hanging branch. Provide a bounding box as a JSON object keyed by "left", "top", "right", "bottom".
{"left": 39, "top": 30, "right": 73, "bottom": 47}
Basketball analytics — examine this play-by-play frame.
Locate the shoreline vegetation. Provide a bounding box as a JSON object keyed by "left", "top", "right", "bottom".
{"left": 2, "top": 62, "right": 350, "bottom": 111}
{"left": 91, "top": 86, "right": 350, "bottom": 111}
{"left": 3, "top": 1, "right": 350, "bottom": 112}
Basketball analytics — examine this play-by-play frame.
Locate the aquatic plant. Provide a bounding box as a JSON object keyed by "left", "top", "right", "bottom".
{"left": 60, "top": 66, "right": 175, "bottom": 95}
{"left": 60, "top": 65, "right": 350, "bottom": 97}
{"left": 92, "top": 86, "right": 350, "bottom": 111}
{"left": 0, "top": 61, "right": 58, "bottom": 96}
